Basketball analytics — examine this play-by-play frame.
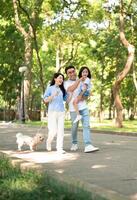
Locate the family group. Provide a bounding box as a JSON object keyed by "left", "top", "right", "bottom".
{"left": 43, "top": 65, "right": 99, "bottom": 154}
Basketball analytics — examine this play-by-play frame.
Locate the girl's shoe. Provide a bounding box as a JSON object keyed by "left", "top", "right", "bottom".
{"left": 73, "top": 115, "right": 82, "bottom": 123}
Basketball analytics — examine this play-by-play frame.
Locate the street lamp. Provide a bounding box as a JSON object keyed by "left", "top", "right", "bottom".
{"left": 19, "top": 65, "right": 27, "bottom": 123}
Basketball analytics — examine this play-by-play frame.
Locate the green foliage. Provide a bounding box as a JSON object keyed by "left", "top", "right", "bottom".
{"left": 0, "top": 0, "right": 137, "bottom": 120}
{"left": 0, "top": 14, "right": 24, "bottom": 107}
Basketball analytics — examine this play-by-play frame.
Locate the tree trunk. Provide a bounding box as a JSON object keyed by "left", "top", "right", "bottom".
{"left": 24, "top": 37, "right": 33, "bottom": 119}
{"left": 17, "top": 0, "right": 45, "bottom": 93}
{"left": 112, "top": 0, "right": 135, "bottom": 127}
{"left": 108, "top": 89, "right": 113, "bottom": 120}
{"left": 99, "top": 83, "right": 104, "bottom": 122}
{"left": 12, "top": 0, "right": 33, "bottom": 120}
{"left": 133, "top": 64, "right": 137, "bottom": 90}
{"left": 99, "top": 63, "right": 105, "bottom": 122}
{"left": 56, "top": 46, "right": 60, "bottom": 72}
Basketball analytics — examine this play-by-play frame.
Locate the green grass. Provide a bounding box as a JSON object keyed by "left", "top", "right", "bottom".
{"left": 22, "top": 119, "right": 137, "bottom": 134}
{"left": 91, "top": 119, "right": 137, "bottom": 133}
{"left": 0, "top": 154, "right": 106, "bottom": 200}
{"left": 13, "top": 118, "right": 137, "bottom": 134}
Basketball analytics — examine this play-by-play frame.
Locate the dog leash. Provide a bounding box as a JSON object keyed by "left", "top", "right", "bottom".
{"left": 36, "top": 121, "right": 46, "bottom": 134}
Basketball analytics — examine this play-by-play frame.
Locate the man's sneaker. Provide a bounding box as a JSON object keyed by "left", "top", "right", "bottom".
{"left": 57, "top": 149, "right": 66, "bottom": 154}
{"left": 46, "top": 141, "right": 51, "bottom": 151}
{"left": 73, "top": 115, "right": 82, "bottom": 123}
{"left": 84, "top": 145, "right": 99, "bottom": 153}
{"left": 70, "top": 144, "right": 78, "bottom": 151}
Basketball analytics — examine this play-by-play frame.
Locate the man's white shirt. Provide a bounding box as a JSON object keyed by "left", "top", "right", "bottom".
{"left": 64, "top": 79, "right": 87, "bottom": 112}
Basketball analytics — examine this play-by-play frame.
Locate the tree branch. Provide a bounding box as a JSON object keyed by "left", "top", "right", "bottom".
{"left": 12, "top": 0, "right": 28, "bottom": 37}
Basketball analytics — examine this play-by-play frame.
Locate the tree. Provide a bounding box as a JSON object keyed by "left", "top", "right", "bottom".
{"left": 12, "top": 0, "right": 44, "bottom": 118}
{"left": 0, "top": 0, "right": 23, "bottom": 113}
{"left": 112, "top": 0, "right": 135, "bottom": 127}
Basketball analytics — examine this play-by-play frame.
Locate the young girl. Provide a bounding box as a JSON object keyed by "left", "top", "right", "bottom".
{"left": 73, "top": 66, "right": 91, "bottom": 123}
{"left": 43, "top": 72, "right": 67, "bottom": 154}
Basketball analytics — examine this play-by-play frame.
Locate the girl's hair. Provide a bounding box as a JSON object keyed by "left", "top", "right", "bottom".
{"left": 50, "top": 72, "right": 66, "bottom": 97}
{"left": 78, "top": 66, "right": 91, "bottom": 79}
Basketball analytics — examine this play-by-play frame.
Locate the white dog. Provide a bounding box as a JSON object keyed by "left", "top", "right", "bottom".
{"left": 16, "top": 132, "right": 44, "bottom": 151}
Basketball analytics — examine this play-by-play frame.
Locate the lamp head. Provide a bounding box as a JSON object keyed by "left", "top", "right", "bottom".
{"left": 19, "top": 65, "right": 28, "bottom": 73}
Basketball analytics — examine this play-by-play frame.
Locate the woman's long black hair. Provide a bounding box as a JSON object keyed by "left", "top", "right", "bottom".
{"left": 78, "top": 66, "right": 91, "bottom": 79}
{"left": 50, "top": 72, "right": 66, "bottom": 97}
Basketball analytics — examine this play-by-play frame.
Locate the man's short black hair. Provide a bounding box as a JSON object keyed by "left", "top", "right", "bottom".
{"left": 65, "top": 65, "right": 75, "bottom": 74}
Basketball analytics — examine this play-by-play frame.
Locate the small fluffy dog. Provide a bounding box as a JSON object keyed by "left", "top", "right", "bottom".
{"left": 16, "top": 132, "right": 44, "bottom": 151}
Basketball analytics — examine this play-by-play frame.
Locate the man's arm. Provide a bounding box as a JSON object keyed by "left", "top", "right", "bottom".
{"left": 67, "top": 78, "right": 83, "bottom": 93}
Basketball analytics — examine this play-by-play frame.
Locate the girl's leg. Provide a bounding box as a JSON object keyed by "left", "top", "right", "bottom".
{"left": 73, "top": 98, "right": 80, "bottom": 115}
{"left": 73, "top": 96, "right": 82, "bottom": 123}
{"left": 47, "top": 111, "right": 57, "bottom": 151}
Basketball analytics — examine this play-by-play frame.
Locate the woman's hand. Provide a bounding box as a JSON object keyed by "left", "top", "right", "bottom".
{"left": 43, "top": 94, "right": 55, "bottom": 103}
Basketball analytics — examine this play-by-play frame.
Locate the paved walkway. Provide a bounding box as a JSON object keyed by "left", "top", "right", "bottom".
{"left": 0, "top": 122, "right": 137, "bottom": 200}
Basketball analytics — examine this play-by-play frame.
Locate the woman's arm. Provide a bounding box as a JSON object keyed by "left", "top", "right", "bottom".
{"left": 43, "top": 86, "right": 57, "bottom": 104}
{"left": 43, "top": 95, "right": 54, "bottom": 104}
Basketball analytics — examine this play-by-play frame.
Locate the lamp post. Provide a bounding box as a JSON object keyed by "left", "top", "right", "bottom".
{"left": 19, "top": 65, "right": 27, "bottom": 123}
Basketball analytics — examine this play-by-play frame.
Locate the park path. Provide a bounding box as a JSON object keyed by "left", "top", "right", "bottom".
{"left": 0, "top": 122, "right": 137, "bottom": 200}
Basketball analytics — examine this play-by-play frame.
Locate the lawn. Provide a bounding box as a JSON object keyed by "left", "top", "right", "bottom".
{"left": 91, "top": 119, "right": 137, "bottom": 133}
{"left": 24, "top": 119, "right": 137, "bottom": 134}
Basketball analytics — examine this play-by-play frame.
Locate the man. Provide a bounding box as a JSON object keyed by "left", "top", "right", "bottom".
{"left": 64, "top": 65, "right": 99, "bottom": 153}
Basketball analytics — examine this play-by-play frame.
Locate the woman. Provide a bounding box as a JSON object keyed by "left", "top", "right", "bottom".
{"left": 43, "top": 72, "right": 67, "bottom": 154}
